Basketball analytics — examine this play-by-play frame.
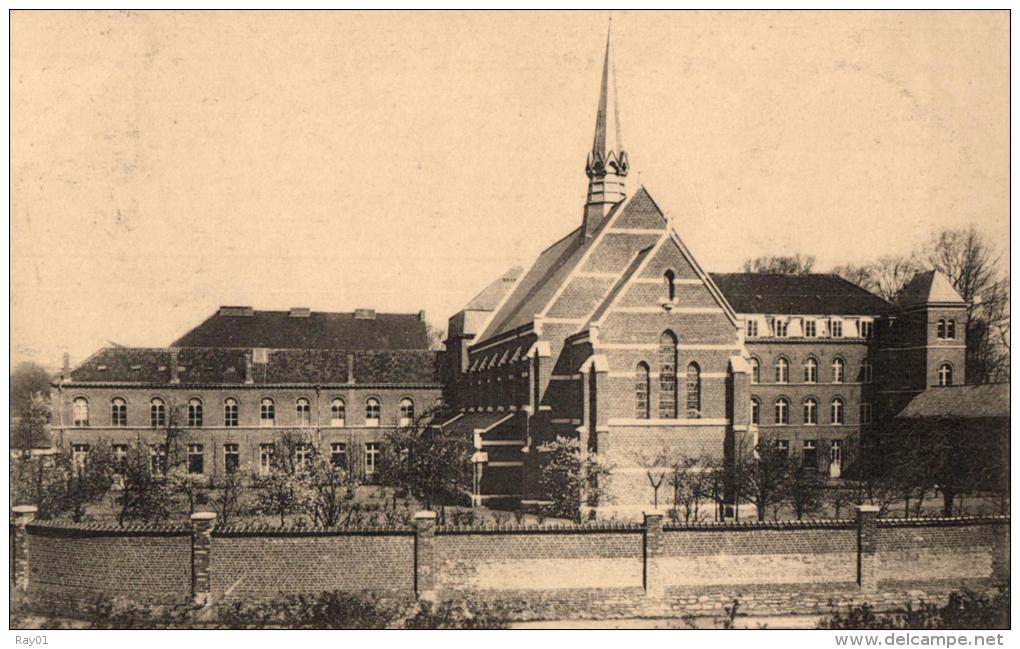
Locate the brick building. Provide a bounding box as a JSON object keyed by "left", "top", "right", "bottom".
{"left": 51, "top": 306, "right": 443, "bottom": 480}
{"left": 442, "top": 30, "right": 969, "bottom": 515}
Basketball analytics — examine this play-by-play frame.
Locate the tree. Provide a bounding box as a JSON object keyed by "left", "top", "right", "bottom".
{"left": 742, "top": 254, "right": 816, "bottom": 275}
{"left": 669, "top": 454, "right": 710, "bottom": 523}
{"left": 377, "top": 406, "right": 472, "bottom": 511}
{"left": 12, "top": 393, "right": 51, "bottom": 454}
{"left": 631, "top": 448, "right": 674, "bottom": 510}
{"left": 305, "top": 449, "right": 360, "bottom": 527}
{"left": 11, "top": 361, "right": 52, "bottom": 416}
{"left": 782, "top": 461, "right": 826, "bottom": 520}
{"left": 37, "top": 443, "right": 116, "bottom": 522}
{"left": 208, "top": 464, "right": 247, "bottom": 526}
{"left": 741, "top": 436, "right": 793, "bottom": 522}
{"left": 831, "top": 255, "right": 919, "bottom": 302}
{"left": 537, "top": 436, "right": 613, "bottom": 523}
{"left": 118, "top": 402, "right": 191, "bottom": 525}
{"left": 250, "top": 431, "right": 314, "bottom": 526}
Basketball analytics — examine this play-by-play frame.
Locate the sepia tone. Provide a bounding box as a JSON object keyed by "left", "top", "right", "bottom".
{"left": 10, "top": 10, "right": 1009, "bottom": 630}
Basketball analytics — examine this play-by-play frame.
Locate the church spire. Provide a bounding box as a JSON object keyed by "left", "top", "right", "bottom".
{"left": 584, "top": 21, "right": 629, "bottom": 237}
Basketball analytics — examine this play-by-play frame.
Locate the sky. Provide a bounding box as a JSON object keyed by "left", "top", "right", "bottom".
{"left": 10, "top": 10, "right": 1009, "bottom": 370}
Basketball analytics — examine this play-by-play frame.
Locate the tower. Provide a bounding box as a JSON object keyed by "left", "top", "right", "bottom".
{"left": 583, "top": 24, "right": 629, "bottom": 237}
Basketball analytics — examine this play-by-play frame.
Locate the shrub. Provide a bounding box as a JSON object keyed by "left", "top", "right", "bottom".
{"left": 820, "top": 588, "right": 1009, "bottom": 630}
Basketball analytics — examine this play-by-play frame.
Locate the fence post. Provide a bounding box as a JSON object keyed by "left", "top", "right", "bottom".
{"left": 12, "top": 505, "right": 38, "bottom": 593}
{"left": 643, "top": 511, "right": 664, "bottom": 598}
{"left": 991, "top": 521, "right": 1010, "bottom": 585}
{"left": 855, "top": 505, "right": 879, "bottom": 592}
{"left": 414, "top": 511, "right": 437, "bottom": 601}
{"left": 190, "top": 511, "right": 217, "bottom": 605}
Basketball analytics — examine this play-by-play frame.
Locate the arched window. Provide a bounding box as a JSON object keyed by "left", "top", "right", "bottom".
{"left": 399, "top": 398, "right": 415, "bottom": 427}
{"left": 775, "top": 398, "right": 789, "bottom": 425}
{"left": 223, "top": 398, "right": 238, "bottom": 427}
{"left": 658, "top": 331, "right": 678, "bottom": 418}
{"left": 296, "top": 398, "right": 311, "bottom": 427}
{"left": 937, "top": 318, "right": 947, "bottom": 339}
{"left": 188, "top": 398, "right": 203, "bottom": 427}
{"left": 804, "top": 357, "right": 817, "bottom": 383}
{"left": 635, "top": 362, "right": 650, "bottom": 419}
{"left": 685, "top": 362, "right": 701, "bottom": 418}
{"left": 749, "top": 357, "right": 760, "bottom": 384}
{"left": 111, "top": 398, "right": 127, "bottom": 426}
{"left": 750, "top": 397, "right": 760, "bottom": 425}
{"left": 775, "top": 357, "right": 789, "bottom": 384}
{"left": 150, "top": 398, "right": 166, "bottom": 429}
{"left": 73, "top": 397, "right": 89, "bottom": 427}
{"left": 946, "top": 319, "right": 956, "bottom": 340}
{"left": 861, "top": 358, "right": 873, "bottom": 384}
{"left": 831, "top": 398, "right": 845, "bottom": 425}
{"left": 803, "top": 398, "right": 818, "bottom": 425}
{"left": 260, "top": 398, "right": 275, "bottom": 427}
{"left": 664, "top": 269, "right": 676, "bottom": 302}
{"left": 938, "top": 363, "right": 953, "bottom": 387}
{"left": 832, "top": 357, "right": 845, "bottom": 384}
{"left": 330, "top": 398, "right": 346, "bottom": 427}
{"left": 366, "top": 398, "right": 381, "bottom": 427}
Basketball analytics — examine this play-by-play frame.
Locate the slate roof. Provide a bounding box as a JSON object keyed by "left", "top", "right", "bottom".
{"left": 68, "top": 347, "right": 440, "bottom": 385}
{"left": 463, "top": 267, "right": 523, "bottom": 311}
{"left": 172, "top": 308, "right": 429, "bottom": 350}
{"left": 896, "top": 270, "right": 966, "bottom": 307}
{"left": 708, "top": 273, "right": 891, "bottom": 316}
{"left": 897, "top": 383, "right": 1009, "bottom": 419}
{"left": 588, "top": 244, "right": 655, "bottom": 323}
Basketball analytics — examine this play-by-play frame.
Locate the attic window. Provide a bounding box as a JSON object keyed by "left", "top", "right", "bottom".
{"left": 97, "top": 365, "right": 107, "bottom": 371}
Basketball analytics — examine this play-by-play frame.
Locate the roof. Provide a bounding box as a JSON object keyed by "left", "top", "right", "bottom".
{"left": 896, "top": 270, "right": 966, "bottom": 307}
{"left": 463, "top": 267, "right": 523, "bottom": 311}
{"left": 708, "top": 273, "right": 891, "bottom": 316}
{"left": 436, "top": 411, "right": 513, "bottom": 437}
{"left": 897, "top": 383, "right": 1009, "bottom": 419}
{"left": 588, "top": 244, "right": 654, "bottom": 323}
{"left": 67, "top": 347, "right": 440, "bottom": 385}
{"left": 171, "top": 308, "right": 429, "bottom": 350}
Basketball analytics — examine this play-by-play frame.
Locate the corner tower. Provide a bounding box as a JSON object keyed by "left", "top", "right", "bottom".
{"left": 583, "top": 24, "right": 629, "bottom": 237}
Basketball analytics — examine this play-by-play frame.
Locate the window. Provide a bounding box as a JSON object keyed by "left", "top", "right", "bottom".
{"left": 804, "top": 358, "right": 817, "bottom": 384}
{"left": 366, "top": 398, "right": 381, "bottom": 427}
{"left": 749, "top": 358, "right": 760, "bottom": 384}
{"left": 330, "top": 398, "right": 346, "bottom": 427}
{"left": 861, "top": 358, "right": 873, "bottom": 383}
{"left": 111, "top": 398, "right": 128, "bottom": 426}
{"left": 399, "top": 398, "right": 415, "bottom": 427}
{"left": 750, "top": 398, "right": 760, "bottom": 425}
{"left": 150, "top": 398, "right": 166, "bottom": 428}
{"left": 804, "top": 320, "right": 817, "bottom": 338}
{"left": 774, "top": 398, "right": 789, "bottom": 425}
{"left": 664, "top": 270, "right": 676, "bottom": 302}
{"left": 830, "top": 439, "right": 844, "bottom": 477}
{"left": 188, "top": 398, "right": 203, "bottom": 427}
{"left": 776, "top": 439, "right": 790, "bottom": 455}
{"left": 746, "top": 320, "right": 759, "bottom": 337}
{"left": 296, "top": 398, "right": 311, "bottom": 427}
{"left": 365, "top": 442, "right": 381, "bottom": 475}
{"left": 224, "top": 444, "right": 240, "bottom": 473}
{"left": 330, "top": 442, "right": 348, "bottom": 468}
{"left": 860, "top": 402, "right": 873, "bottom": 424}
{"left": 72, "top": 443, "right": 90, "bottom": 471}
{"left": 775, "top": 319, "right": 788, "bottom": 337}
{"left": 861, "top": 320, "right": 874, "bottom": 339}
{"left": 831, "top": 320, "right": 843, "bottom": 338}
{"left": 187, "top": 444, "right": 204, "bottom": 475}
{"left": 938, "top": 363, "right": 953, "bottom": 387}
{"left": 150, "top": 444, "right": 167, "bottom": 474}
{"left": 295, "top": 444, "right": 311, "bottom": 469}
{"left": 946, "top": 319, "right": 956, "bottom": 340}
{"left": 802, "top": 440, "right": 818, "bottom": 471}
{"left": 803, "top": 398, "right": 818, "bottom": 425}
{"left": 658, "top": 331, "right": 678, "bottom": 418}
{"left": 831, "top": 398, "right": 845, "bottom": 425}
{"left": 112, "top": 444, "right": 128, "bottom": 476}
{"left": 635, "top": 363, "right": 650, "bottom": 419}
{"left": 258, "top": 444, "right": 274, "bottom": 474}
{"left": 72, "top": 398, "right": 90, "bottom": 426}
{"left": 832, "top": 358, "right": 845, "bottom": 384}
{"left": 775, "top": 358, "right": 789, "bottom": 384}
{"left": 224, "top": 398, "right": 239, "bottom": 427}
{"left": 937, "top": 318, "right": 947, "bottom": 339}
{"left": 685, "top": 363, "right": 701, "bottom": 418}
{"left": 260, "top": 398, "right": 275, "bottom": 427}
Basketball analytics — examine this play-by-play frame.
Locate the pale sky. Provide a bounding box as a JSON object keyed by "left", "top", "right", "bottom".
{"left": 11, "top": 10, "right": 1009, "bottom": 369}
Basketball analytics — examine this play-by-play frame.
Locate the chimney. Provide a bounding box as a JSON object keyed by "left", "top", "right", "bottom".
{"left": 289, "top": 307, "right": 311, "bottom": 318}
{"left": 62, "top": 353, "right": 70, "bottom": 373}
{"left": 170, "top": 349, "right": 180, "bottom": 384}
{"left": 418, "top": 310, "right": 426, "bottom": 321}
{"left": 354, "top": 308, "right": 376, "bottom": 320}
{"left": 347, "top": 354, "right": 356, "bottom": 384}
{"left": 244, "top": 350, "right": 254, "bottom": 384}
{"left": 219, "top": 306, "right": 254, "bottom": 317}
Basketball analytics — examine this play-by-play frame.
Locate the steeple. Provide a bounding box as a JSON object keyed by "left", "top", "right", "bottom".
{"left": 583, "top": 22, "right": 629, "bottom": 237}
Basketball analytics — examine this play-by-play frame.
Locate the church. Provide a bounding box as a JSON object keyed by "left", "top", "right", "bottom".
{"left": 441, "top": 29, "right": 968, "bottom": 515}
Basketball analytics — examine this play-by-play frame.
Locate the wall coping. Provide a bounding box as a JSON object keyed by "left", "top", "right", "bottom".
{"left": 663, "top": 518, "right": 856, "bottom": 531}
{"left": 213, "top": 523, "right": 415, "bottom": 537}
{"left": 26, "top": 519, "right": 191, "bottom": 536}
{"left": 436, "top": 522, "right": 645, "bottom": 535}
{"left": 876, "top": 515, "right": 1009, "bottom": 528}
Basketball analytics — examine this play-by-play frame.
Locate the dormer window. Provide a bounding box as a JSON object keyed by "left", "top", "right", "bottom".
{"left": 831, "top": 319, "right": 843, "bottom": 338}
{"left": 804, "top": 320, "right": 816, "bottom": 338}
{"left": 860, "top": 320, "right": 874, "bottom": 339}
{"left": 775, "top": 319, "right": 788, "bottom": 337}
{"left": 746, "top": 320, "right": 759, "bottom": 337}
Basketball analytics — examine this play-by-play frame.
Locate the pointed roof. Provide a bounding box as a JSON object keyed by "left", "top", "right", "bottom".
{"left": 896, "top": 270, "right": 966, "bottom": 307}
{"left": 592, "top": 23, "right": 623, "bottom": 163}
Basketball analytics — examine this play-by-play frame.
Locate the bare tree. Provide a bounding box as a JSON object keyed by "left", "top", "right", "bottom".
{"left": 831, "top": 255, "right": 919, "bottom": 302}
{"left": 631, "top": 448, "right": 674, "bottom": 510}
{"left": 742, "top": 254, "right": 816, "bottom": 275}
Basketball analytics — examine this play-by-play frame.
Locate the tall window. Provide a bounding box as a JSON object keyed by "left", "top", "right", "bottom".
{"left": 861, "top": 321, "right": 874, "bottom": 338}
{"left": 330, "top": 398, "right": 346, "bottom": 427}
{"left": 831, "top": 398, "right": 845, "bottom": 425}
{"left": 775, "top": 319, "right": 788, "bottom": 337}
{"left": 296, "top": 398, "right": 311, "bottom": 427}
{"left": 187, "top": 444, "right": 204, "bottom": 475}
{"left": 938, "top": 363, "right": 953, "bottom": 387}
{"left": 331, "top": 442, "right": 348, "bottom": 468}
{"left": 832, "top": 358, "right": 845, "bottom": 384}
{"left": 685, "top": 362, "right": 701, "bottom": 418}
{"left": 260, "top": 398, "right": 275, "bottom": 427}
{"left": 635, "top": 363, "right": 650, "bottom": 419}
{"left": 804, "top": 358, "right": 817, "bottom": 383}
{"left": 111, "top": 398, "right": 127, "bottom": 426}
{"left": 188, "top": 398, "right": 203, "bottom": 427}
{"left": 150, "top": 444, "right": 167, "bottom": 474}
{"left": 749, "top": 357, "right": 760, "bottom": 384}
{"left": 150, "top": 398, "right": 166, "bottom": 428}
{"left": 365, "top": 442, "right": 381, "bottom": 475}
{"left": 658, "top": 331, "right": 678, "bottom": 418}
{"left": 223, "top": 444, "right": 240, "bottom": 473}
{"left": 295, "top": 444, "right": 311, "bottom": 469}
{"left": 112, "top": 444, "right": 128, "bottom": 476}
{"left": 399, "top": 398, "right": 415, "bottom": 427}
{"left": 775, "top": 358, "right": 789, "bottom": 384}
{"left": 804, "top": 320, "right": 817, "bottom": 338}
{"left": 937, "top": 318, "right": 947, "bottom": 339}
{"left": 664, "top": 269, "right": 676, "bottom": 302}
{"left": 366, "top": 398, "right": 381, "bottom": 427}
{"left": 946, "top": 319, "right": 956, "bottom": 340}
{"left": 746, "top": 320, "right": 759, "bottom": 337}
{"left": 802, "top": 440, "right": 818, "bottom": 471}
{"left": 73, "top": 397, "right": 89, "bottom": 426}
{"left": 72, "top": 444, "right": 90, "bottom": 471}
{"left": 224, "top": 398, "right": 239, "bottom": 427}
{"left": 258, "top": 443, "right": 274, "bottom": 474}
{"left": 861, "top": 358, "right": 873, "bottom": 384}
{"left": 830, "top": 439, "right": 844, "bottom": 476}
{"left": 803, "top": 398, "right": 818, "bottom": 425}
{"left": 750, "top": 398, "right": 760, "bottom": 425}
{"left": 774, "top": 398, "right": 789, "bottom": 425}
{"left": 831, "top": 320, "right": 843, "bottom": 338}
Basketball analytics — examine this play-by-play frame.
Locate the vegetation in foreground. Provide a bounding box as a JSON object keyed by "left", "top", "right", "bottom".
{"left": 819, "top": 587, "right": 1009, "bottom": 630}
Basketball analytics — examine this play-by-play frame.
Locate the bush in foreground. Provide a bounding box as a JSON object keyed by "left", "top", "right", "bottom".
{"left": 820, "top": 588, "right": 1009, "bottom": 630}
